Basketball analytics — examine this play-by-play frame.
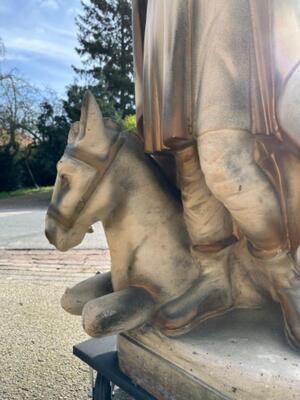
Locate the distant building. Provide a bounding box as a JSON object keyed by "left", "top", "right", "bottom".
{"left": 0, "top": 128, "right": 34, "bottom": 149}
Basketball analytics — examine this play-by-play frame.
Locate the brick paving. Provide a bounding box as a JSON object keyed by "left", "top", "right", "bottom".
{"left": 0, "top": 249, "right": 111, "bottom": 285}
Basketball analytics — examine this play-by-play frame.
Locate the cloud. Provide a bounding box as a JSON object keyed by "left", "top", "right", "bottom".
{"left": 38, "top": 0, "right": 59, "bottom": 11}
{"left": 0, "top": 0, "right": 82, "bottom": 94}
{"left": 35, "top": 27, "right": 46, "bottom": 35}
{"left": 67, "top": 7, "right": 80, "bottom": 16}
{"left": 4, "top": 52, "right": 30, "bottom": 62}
{"left": 43, "top": 24, "right": 76, "bottom": 39}
{"left": 5, "top": 36, "right": 78, "bottom": 62}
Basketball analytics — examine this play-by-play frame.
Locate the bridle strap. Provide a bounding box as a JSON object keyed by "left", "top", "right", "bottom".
{"left": 64, "top": 134, "right": 125, "bottom": 174}
{"left": 47, "top": 203, "right": 74, "bottom": 230}
{"left": 47, "top": 135, "right": 125, "bottom": 229}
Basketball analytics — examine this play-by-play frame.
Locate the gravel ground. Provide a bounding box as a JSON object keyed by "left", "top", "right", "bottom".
{"left": 0, "top": 281, "right": 133, "bottom": 400}
{"left": 0, "top": 192, "right": 132, "bottom": 399}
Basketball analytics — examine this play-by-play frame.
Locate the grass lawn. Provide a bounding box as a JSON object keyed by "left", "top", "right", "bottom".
{"left": 0, "top": 186, "right": 53, "bottom": 200}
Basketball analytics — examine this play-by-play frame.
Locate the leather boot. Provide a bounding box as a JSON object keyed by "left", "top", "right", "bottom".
{"left": 174, "top": 142, "right": 234, "bottom": 247}
{"left": 156, "top": 242, "right": 236, "bottom": 336}
{"left": 250, "top": 249, "right": 300, "bottom": 349}
{"left": 154, "top": 142, "right": 237, "bottom": 335}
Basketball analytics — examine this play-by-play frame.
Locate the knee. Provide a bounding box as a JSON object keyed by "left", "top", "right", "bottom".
{"left": 61, "top": 272, "right": 113, "bottom": 316}
{"left": 81, "top": 297, "right": 118, "bottom": 337}
{"left": 61, "top": 287, "right": 84, "bottom": 316}
{"left": 198, "top": 129, "right": 253, "bottom": 197}
{"left": 82, "top": 287, "right": 155, "bottom": 338}
{"left": 81, "top": 299, "right": 104, "bottom": 337}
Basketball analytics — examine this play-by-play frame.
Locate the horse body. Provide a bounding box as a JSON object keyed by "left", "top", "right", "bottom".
{"left": 47, "top": 91, "right": 235, "bottom": 337}
{"left": 102, "top": 136, "right": 200, "bottom": 301}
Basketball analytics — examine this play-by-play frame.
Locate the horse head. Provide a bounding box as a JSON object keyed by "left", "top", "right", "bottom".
{"left": 45, "top": 91, "right": 123, "bottom": 251}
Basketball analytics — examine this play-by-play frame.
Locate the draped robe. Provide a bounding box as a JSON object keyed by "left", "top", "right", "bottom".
{"left": 132, "top": 0, "right": 300, "bottom": 251}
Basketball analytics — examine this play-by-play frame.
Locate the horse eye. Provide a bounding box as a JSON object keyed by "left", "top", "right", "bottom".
{"left": 60, "top": 174, "right": 69, "bottom": 187}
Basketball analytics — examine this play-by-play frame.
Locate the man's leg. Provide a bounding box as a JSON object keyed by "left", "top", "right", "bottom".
{"left": 174, "top": 143, "right": 234, "bottom": 249}
{"left": 175, "top": 142, "right": 263, "bottom": 309}
{"left": 173, "top": 142, "right": 261, "bottom": 315}
{"left": 198, "top": 129, "right": 285, "bottom": 256}
{"left": 197, "top": 129, "right": 300, "bottom": 347}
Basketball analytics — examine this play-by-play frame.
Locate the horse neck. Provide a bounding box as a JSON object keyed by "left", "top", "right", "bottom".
{"left": 102, "top": 138, "right": 181, "bottom": 261}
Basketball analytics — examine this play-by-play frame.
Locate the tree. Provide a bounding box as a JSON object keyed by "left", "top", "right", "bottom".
{"left": 0, "top": 38, "right": 11, "bottom": 83}
{"left": 0, "top": 75, "right": 41, "bottom": 150}
{"left": 27, "top": 101, "right": 69, "bottom": 187}
{"left": 63, "top": 84, "right": 85, "bottom": 123}
{"left": 0, "top": 73, "right": 42, "bottom": 190}
{"left": 0, "top": 51, "right": 66, "bottom": 190}
{"left": 74, "top": 0, "right": 134, "bottom": 117}
{"left": 0, "top": 38, "right": 73, "bottom": 190}
{"left": 63, "top": 83, "right": 122, "bottom": 124}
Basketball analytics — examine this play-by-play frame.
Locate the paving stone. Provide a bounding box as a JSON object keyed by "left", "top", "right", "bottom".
{"left": 0, "top": 249, "right": 111, "bottom": 285}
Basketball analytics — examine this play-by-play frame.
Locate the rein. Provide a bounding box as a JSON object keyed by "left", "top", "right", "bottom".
{"left": 47, "top": 134, "right": 125, "bottom": 230}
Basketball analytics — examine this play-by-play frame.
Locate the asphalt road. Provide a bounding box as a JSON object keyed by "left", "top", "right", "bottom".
{"left": 0, "top": 192, "right": 108, "bottom": 250}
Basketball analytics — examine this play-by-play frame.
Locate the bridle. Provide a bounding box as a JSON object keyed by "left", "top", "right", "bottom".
{"left": 47, "top": 134, "right": 125, "bottom": 230}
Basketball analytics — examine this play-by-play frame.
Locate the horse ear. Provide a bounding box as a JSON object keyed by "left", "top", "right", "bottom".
{"left": 76, "top": 91, "right": 114, "bottom": 153}
{"left": 67, "top": 121, "right": 80, "bottom": 145}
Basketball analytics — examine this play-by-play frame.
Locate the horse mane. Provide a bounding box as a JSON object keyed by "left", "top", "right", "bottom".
{"left": 122, "top": 131, "right": 181, "bottom": 203}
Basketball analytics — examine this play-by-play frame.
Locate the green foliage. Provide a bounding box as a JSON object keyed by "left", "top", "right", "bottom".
{"left": 64, "top": 83, "right": 122, "bottom": 124}
{"left": 0, "top": 78, "right": 136, "bottom": 192}
{"left": 0, "top": 0, "right": 139, "bottom": 194}
{"left": 27, "top": 102, "right": 69, "bottom": 187}
{"left": 0, "top": 147, "right": 22, "bottom": 191}
{"left": 123, "top": 114, "right": 137, "bottom": 133}
{"left": 63, "top": 84, "right": 86, "bottom": 123}
{"left": 25, "top": 86, "right": 122, "bottom": 188}
{"left": 0, "top": 186, "right": 52, "bottom": 200}
{"left": 0, "top": 72, "right": 43, "bottom": 190}
{"left": 75, "top": 0, "right": 134, "bottom": 117}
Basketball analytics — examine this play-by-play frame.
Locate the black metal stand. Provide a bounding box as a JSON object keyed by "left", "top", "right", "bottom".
{"left": 73, "top": 336, "right": 155, "bottom": 400}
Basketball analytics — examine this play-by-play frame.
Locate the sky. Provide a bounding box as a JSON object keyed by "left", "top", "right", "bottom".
{"left": 0, "top": 0, "right": 83, "bottom": 95}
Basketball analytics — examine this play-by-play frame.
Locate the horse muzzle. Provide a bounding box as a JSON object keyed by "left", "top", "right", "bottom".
{"left": 44, "top": 226, "right": 53, "bottom": 245}
{"left": 45, "top": 213, "right": 60, "bottom": 247}
{"left": 45, "top": 211, "right": 87, "bottom": 252}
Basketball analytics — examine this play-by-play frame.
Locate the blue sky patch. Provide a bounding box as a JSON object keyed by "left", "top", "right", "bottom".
{"left": 0, "top": 0, "right": 83, "bottom": 95}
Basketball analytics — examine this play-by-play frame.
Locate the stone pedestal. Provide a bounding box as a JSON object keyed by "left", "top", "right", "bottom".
{"left": 118, "top": 303, "right": 300, "bottom": 400}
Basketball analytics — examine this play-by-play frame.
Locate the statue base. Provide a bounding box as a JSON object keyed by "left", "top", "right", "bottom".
{"left": 118, "top": 303, "right": 300, "bottom": 400}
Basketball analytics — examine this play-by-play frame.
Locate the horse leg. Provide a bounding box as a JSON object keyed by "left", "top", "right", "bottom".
{"left": 82, "top": 287, "right": 155, "bottom": 337}
{"left": 61, "top": 272, "right": 113, "bottom": 315}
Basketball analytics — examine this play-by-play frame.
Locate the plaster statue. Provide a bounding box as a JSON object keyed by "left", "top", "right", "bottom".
{"left": 45, "top": 0, "right": 300, "bottom": 350}
{"left": 46, "top": 89, "right": 263, "bottom": 337}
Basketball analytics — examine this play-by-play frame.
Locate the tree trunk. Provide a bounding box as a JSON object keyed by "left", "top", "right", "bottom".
{"left": 24, "top": 159, "right": 39, "bottom": 189}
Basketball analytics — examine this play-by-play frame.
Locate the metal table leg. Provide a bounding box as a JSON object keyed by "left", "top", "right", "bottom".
{"left": 93, "top": 373, "right": 112, "bottom": 400}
